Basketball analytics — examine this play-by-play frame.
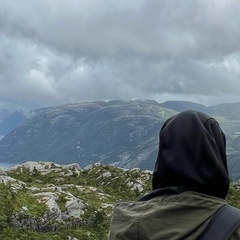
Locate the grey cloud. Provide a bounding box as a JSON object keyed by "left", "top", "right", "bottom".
{"left": 1, "top": 0, "right": 240, "bottom": 110}
{"left": 2, "top": 0, "right": 240, "bottom": 59}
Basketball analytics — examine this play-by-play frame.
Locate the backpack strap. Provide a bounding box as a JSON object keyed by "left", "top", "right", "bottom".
{"left": 198, "top": 204, "right": 240, "bottom": 240}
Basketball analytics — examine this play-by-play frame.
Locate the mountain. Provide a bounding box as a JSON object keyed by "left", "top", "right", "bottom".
{"left": 159, "top": 100, "right": 208, "bottom": 112}
{"left": 0, "top": 109, "right": 26, "bottom": 139}
{"left": 160, "top": 100, "right": 240, "bottom": 120}
{"left": 207, "top": 102, "right": 240, "bottom": 120}
{"left": 0, "top": 100, "right": 240, "bottom": 180}
{"left": 0, "top": 100, "right": 176, "bottom": 170}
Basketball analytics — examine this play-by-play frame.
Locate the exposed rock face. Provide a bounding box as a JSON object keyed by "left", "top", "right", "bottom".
{"left": 0, "top": 174, "right": 26, "bottom": 190}
{"left": 12, "top": 161, "right": 82, "bottom": 176}
{"left": 35, "top": 192, "right": 63, "bottom": 222}
{"left": 11, "top": 186, "right": 86, "bottom": 231}
{"left": 11, "top": 209, "right": 57, "bottom": 232}
{"left": 4, "top": 161, "right": 85, "bottom": 231}
{"left": 63, "top": 196, "right": 85, "bottom": 219}
{"left": 0, "top": 168, "right": 7, "bottom": 176}
{"left": 34, "top": 191, "right": 85, "bottom": 222}
{"left": 2, "top": 161, "right": 152, "bottom": 233}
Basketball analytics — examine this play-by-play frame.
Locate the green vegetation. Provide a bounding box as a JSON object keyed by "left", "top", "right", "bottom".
{"left": 0, "top": 163, "right": 152, "bottom": 239}
{"left": 2, "top": 162, "right": 240, "bottom": 239}
{"left": 226, "top": 183, "right": 240, "bottom": 208}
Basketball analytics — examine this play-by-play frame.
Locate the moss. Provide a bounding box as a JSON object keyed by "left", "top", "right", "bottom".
{"left": 226, "top": 183, "right": 240, "bottom": 208}
{"left": 56, "top": 194, "right": 68, "bottom": 212}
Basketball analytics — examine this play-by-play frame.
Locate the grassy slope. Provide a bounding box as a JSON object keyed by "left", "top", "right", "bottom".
{"left": 0, "top": 163, "right": 151, "bottom": 239}
{"left": 0, "top": 163, "right": 240, "bottom": 239}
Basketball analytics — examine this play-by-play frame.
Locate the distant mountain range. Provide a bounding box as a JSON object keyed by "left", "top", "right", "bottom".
{"left": 0, "top": 100, "right": 240, "bottom": 180}
{"left": 160, "top": 100, "right": 240, "bottom": 120}
{"left": 0, "top": 109, "right": 26, "bottom": 139}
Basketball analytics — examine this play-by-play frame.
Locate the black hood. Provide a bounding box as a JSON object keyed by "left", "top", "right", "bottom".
{"left": 152, "top": 110, "right": 229, "bottom": 199}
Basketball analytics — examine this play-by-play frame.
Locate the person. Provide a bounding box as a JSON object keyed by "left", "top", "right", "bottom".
{"left": 108, "top": 110, "right": 240, "bottom": 239}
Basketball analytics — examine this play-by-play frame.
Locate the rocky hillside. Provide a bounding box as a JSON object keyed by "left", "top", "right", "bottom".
{"left": 1, "top": 161, "right": 240, "bottom": 240}
{"left": 0, "top": 100, "right": 240, "bottom": 179}
{"left": 0, "top": 100, "right": 176, "bottom": 170}
{"left": 0, "top": 161, "right": 152, "bottom": 239}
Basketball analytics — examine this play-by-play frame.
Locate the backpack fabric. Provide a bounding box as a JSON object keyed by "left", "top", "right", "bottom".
{"left": 108, "top": 191, "right": 230, "bottom": 240}
{"left": 198, "top": 204, "right": 240, "bottom": 240}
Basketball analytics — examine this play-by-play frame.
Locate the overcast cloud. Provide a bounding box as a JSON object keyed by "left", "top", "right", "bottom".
{"left": 1, "top": 0, "right": 240, "bottom": 110}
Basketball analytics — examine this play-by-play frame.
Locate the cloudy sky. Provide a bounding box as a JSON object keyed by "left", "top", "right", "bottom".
{"left": 1, "top": 0, "right": 240, "bottom": 111}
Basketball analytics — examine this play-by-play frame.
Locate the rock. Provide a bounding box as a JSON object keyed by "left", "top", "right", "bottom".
{"left": 63, "top": 163, "right": 81, "bottom": 171}
{"left": 62, "top": 195, "right": 85, "bottom": 219}
{"left": 0, "top": 167, "right": 7, "bottom": 176}
{"left": 34, "top": 192, "right": 62, "bottom": 222}
{"left": 67, "top": 237, "right": 79, "bottom": 240}
{"left": 0, "top": 175, "right": 26, "bottom": 188}
{"left": 11, "top": 161, "right": 62, "bottom": 175}
{"left": 34, "top": 190, "right": 85, "bottom": 222}
{"left": 11, "top": 161, "right": 82, "bottom": 177}
{"left": 22, "top": 206, "right": 29, "bottom": 212}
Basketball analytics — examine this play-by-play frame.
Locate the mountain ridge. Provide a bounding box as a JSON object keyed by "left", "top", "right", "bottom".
{"left": 0, "top": 100, "right": 240, "bottom": 180}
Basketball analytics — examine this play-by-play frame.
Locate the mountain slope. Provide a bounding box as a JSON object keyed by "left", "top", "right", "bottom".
{"left": 0, "top": 100, "right": 176, "bottom": 170}
{"left": 0, "top": 100, "right": 240, "bottom": 180}
{"left": 159, "top": 100, "right": 208, "bottom": 112}
{"left": 160, "top": 101, "right": 240, "bottom": 120}
{"left": 207, "top": 102, "right": 240, "bottom": 120}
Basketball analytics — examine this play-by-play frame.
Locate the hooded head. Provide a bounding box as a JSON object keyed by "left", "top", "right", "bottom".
{"left": 152, "top": 110, "right": 229, "bottom": 199}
